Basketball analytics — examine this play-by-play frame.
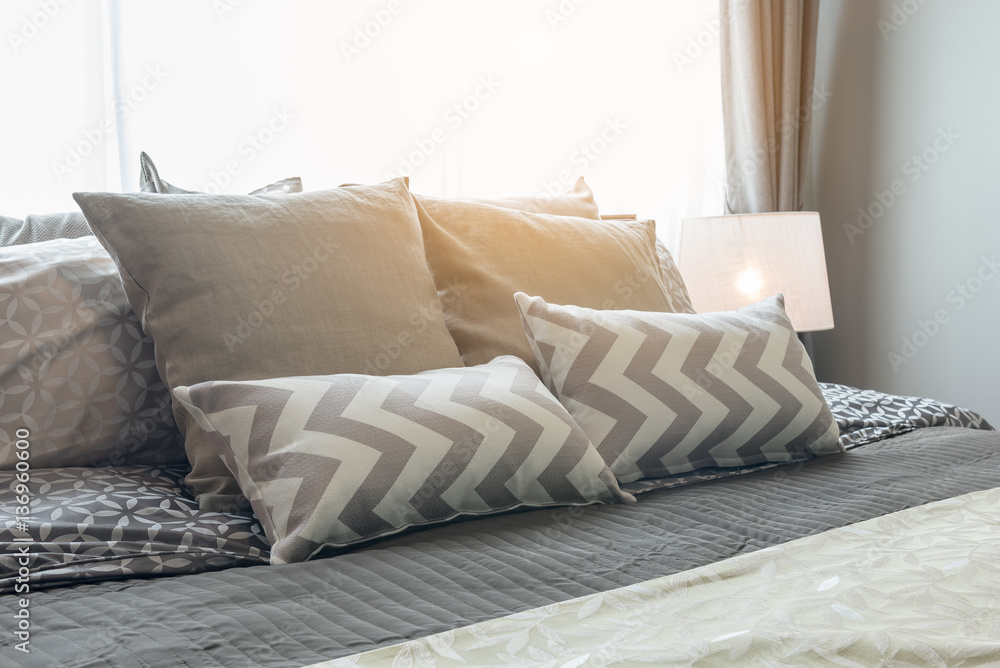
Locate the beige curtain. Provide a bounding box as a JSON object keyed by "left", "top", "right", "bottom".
{"left": 720, "top": 0, "right": 820, "bottom": 214}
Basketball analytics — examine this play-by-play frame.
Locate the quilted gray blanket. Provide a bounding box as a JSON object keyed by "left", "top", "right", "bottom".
{"left": 2, "top": 424, "right": 998, "bottom": 667}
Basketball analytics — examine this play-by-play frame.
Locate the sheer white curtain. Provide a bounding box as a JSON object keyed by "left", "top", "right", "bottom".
{"left": 3, "top": 0, "right": 724, "bottom": 249}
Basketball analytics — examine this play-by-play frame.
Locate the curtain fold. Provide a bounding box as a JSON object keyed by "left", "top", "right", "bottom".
{"left": 720, "top": 0, "right": 819, "bottom": 214}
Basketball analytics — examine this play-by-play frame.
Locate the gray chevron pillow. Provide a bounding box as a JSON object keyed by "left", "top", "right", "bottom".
{"left": 514, "top": 293, "right": 842, "bottom": 483}
{"left": 173, "top": 356, "right": 631, "bottom": 564}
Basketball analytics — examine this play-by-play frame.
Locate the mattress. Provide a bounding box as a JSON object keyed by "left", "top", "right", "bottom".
{"left": 3, "top": 424, "right": 998, "bottom": 667}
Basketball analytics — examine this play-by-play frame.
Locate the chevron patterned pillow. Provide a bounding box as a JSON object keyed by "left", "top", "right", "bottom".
{"left": 172, "top": 356, "right": 631, "bottom": 564}
{"left": 514, "top": 293, "right": 843, "bottom": 483}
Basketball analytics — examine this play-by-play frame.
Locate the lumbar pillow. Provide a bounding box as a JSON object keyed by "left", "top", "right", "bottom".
{"left": 0, "top": 237, "right": 183, "bottom": 469}
{"left": 138, "top": 151, "right": 302, "bottom": 195}
{"left": 173, "top": 355, "right": 631, "bottom": 564}
{"left": 514, "top": 293, "right": 842, "bottom": 482}
{"left": 75, "top": 178, "right": 464, "bottom": 511}
{"left": 415, "top": 198, "right": 673, "bottom": 372}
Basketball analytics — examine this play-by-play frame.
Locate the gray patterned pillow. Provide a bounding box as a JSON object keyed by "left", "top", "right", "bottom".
{"left": 514, "top": 293, "right": 842, "bottom": 483}
{"left": 0, "top": 157, "right": 302, "bottom": 250}
{"left": 0, "top": 212, "right": 92, "bottom": 247}
{"left": 654, "top": 240, "right": 695, "bottom": 314}
{"left": 173, "top": 356, "right": 632, "bottom": 564}
{"left": 0, "top": 237, "right": 185, "bottom": 468}
{"left": 138, "top": 151, "right": 302, "bottom": 195}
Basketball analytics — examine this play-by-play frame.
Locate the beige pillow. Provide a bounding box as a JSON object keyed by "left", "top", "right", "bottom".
{"left": 75, "top": 179, "right": 464, "bottom": 511}
{"left": 445, "top": 179, "right": 696, "bottom": 315}
{"left": 455, "top": 176, "right": 600, "bottom": 219}
{"left": 414, "top": 197, "right": 673, "bottom": 372}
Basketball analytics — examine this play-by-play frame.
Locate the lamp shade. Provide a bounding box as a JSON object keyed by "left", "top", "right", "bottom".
{"left": 677, "top": 212, "right": 834, "bottom": 332}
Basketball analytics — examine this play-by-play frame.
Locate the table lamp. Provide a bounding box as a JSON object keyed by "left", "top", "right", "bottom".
{"left": 677, "top": 212, "right": 834, "bottom": 355}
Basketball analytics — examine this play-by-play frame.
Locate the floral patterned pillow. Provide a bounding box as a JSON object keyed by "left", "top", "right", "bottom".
{"left": 0, "top": 237, "right": 185, "bottom": 468}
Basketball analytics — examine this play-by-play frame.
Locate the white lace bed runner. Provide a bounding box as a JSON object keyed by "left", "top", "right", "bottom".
{"left": 316, "top": 486, "right": 1000, "bottom": 667}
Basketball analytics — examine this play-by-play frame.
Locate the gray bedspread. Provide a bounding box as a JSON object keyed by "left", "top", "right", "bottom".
{"left": 2, "top": 425, "right": 998, "bottom": 667}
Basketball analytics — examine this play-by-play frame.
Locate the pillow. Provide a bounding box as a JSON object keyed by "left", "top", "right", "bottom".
{"left": 0, "top": 156, "right": 302, "bottom": 249}
{"left": 448, "top": 179, "right": 695, "bottom": 315}
{"left": 173, "top": 356, "right": 632, "bottom": 564}
{"left": 75, "top": 178, "right": 464, "bottom": 511}
{"left": 514, "top": 293, "right": 842, "bottom": 482}
{"left": 455, "top": 176, "right": 600, "bottom": 218}
{"left": 138, "top": 151, "right": 302, "bottom": 195}
{"left": 652, "top": 241, "right": 695, "bottom": 315}
{"left": 0, "top": 237, "right": 184, "bottom": 469}
{"left": 0, "top": 211, "right": 92, "bottom": 246}
{"left": 414, "top": 198, "right": 673, "bottom": 372}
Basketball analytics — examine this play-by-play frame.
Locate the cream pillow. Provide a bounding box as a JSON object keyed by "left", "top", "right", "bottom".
{"left": 437, "top": 178, "right": 695, "bottom": 315}
{"left": 415, "top": 197, "right": 672, "bottom": 372}
{"left": 455, "top": 176, "right": 600, "bottom": 218}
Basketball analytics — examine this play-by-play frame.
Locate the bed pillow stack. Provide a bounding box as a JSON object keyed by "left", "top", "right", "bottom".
{"left": 75, "top": 177, "right": 640, "bottom": 561}
{"left": 71, "top": 168, "right": 840, "bottom": 564}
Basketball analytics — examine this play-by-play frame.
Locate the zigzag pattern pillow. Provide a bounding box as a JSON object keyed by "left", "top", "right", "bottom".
{"left": 173, "top": 356, "right": 630, "bottom": 564}
{"left": 514, "top": 293, "right": 842, "bottom": 483}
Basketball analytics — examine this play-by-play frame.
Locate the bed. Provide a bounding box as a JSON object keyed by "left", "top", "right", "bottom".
{"left": 2, "top": 163, "right": 998, "bottom": 666}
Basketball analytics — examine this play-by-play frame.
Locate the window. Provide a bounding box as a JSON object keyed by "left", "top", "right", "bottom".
{"left": 3, "top": 0, "right": 723, "bottom": 248}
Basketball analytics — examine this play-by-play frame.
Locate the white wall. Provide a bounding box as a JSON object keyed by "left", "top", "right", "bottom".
{"left": 807, "top": 0, "right": 1000, "bottom": 422}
